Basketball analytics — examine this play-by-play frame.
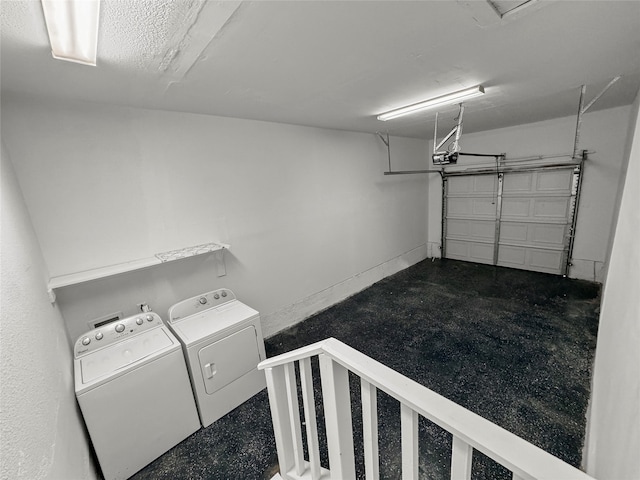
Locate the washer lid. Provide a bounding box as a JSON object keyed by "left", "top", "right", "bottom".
{"left": 169, "top": 301, "right": 259, "bottom": 346}
{"left": 79, "top": 327, "right": 176, "bottom": 385}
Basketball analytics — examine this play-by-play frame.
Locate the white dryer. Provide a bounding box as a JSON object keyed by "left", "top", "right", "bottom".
{"left": 74, "top": 313, "right": 200, "bottom": 480}
{"left": 168, "top": 288, "right": 266, "bottom": 428}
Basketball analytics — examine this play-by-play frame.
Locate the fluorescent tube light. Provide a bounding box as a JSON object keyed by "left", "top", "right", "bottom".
{"left": 41, "top": 0, "right": 100, "bottom": 66}
{"left": 377, "top": 85, "right": 485, "bottom": 121}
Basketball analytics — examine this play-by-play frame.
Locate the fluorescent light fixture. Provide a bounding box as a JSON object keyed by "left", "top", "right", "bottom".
{"left": 377, "top": 85, "right": 485, "bottom": 121}
{"left": 41, "top": 0, "right": 100, "bottom": 66}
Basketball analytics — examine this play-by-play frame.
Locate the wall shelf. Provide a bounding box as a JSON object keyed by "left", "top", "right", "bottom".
{"left": 47, "top": 242, "right": 229, "bottom": 303}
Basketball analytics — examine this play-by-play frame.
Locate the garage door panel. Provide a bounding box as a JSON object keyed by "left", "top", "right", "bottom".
{"left": 532, "top": 197, "right": 570, "bottom": 219}
{"left": 470, "top": 243, "right": 495, "bottom": 263}
{"left": 536, "top": 169, "right": 572, "bottom": 192}
{"left": 446, "top": 239, "right": 469, "bottom": 258}
{"left": 470, "top": 221, "right": 495, "bottom": 240}
{"left": 501, "top": 198, "right": 530, "bottom": 218}
{"left": 497, "top": 245, "right": 526, "bottom": 266}
{"left": 446, "top": 239, "right": 494, "bottom": 264}
{"left": 499, "top": 223, "right": 528, "bottom": 243}
{"left": 474, "top": 198, "right": 498, "bottom": 217}
{"left": 448, "top": 175, "right": 497, "bottom": 195}
{"left": 447, "top": 219, "right": 470, "bottom": 237}
{"left": 473, "top": 175, "right": 498, "bottom": 193}
{"left": 532, "top": 224, "right": 567, "bottom": 245}
{"left": 502, "top": 173, "right": 532, "bottom": 193}
{"left": 503, "top": 170, "right": 572, "bottom": 195}
{"left": 497, "top": 246, "right": 564, "bottom": 274}
{"left": 447, "top": 219, "right": 495, "bottom": 242}
{"left": 501, "top": 197, "right": 570, "bottom": 221}
{"left": 447, "top": 197, "right": 497, "bottom": 219}
{"left": 500, "top": 222, "right": 566, "bottom": 247}
{"left": 530, "top": 249, "right": 564, "bottom": 272}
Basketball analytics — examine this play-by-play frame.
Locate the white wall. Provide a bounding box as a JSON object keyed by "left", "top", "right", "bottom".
{"left": 1, "top": 96, "right": 429, "bottom": 340}
{"left": 0, "top": 142, "right": 97, "bottom": 480}
{"left": 583, "top": 93, "right": 640, "bottom": 479}
{"left": 427, "top": 105, "right": 632, "bottom": 281}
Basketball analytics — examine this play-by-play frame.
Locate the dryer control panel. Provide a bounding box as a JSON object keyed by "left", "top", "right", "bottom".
{"left": 168, "top": 288, "right": 236, "bottom": 323}
{"left": 74, "top": 312, "right": 164, "bottom": 358}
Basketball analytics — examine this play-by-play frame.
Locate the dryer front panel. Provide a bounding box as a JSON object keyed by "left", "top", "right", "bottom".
{"left": 197, "top": 325, "right": 261, "bottom": 395}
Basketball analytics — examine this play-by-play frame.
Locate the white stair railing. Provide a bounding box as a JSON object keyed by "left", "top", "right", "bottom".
{"left": 258, "top": 338, "right": 595, "bottom": 480}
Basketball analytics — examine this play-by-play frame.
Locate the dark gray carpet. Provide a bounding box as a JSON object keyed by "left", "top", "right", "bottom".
{"left": 130, "top": 258, "right": 600, "bottom": 480}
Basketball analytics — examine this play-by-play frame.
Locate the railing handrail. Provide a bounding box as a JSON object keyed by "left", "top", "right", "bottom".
{"left": 258, "top": 338, "right": 594, "bottom": 480}
{"left": 259, "top": 339, "right": 328, "bottom": 369}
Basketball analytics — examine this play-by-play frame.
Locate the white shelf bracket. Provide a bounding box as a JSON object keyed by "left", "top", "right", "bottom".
{"left": 215, "top": 248, "right": 227, "bottom": 277}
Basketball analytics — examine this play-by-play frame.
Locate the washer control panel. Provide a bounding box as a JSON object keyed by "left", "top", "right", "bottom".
{"left": 168, "top": 288, "right": 236, "bottom": 323}
{"left": 74, "top": 312, "right": 163, "bottom": 358}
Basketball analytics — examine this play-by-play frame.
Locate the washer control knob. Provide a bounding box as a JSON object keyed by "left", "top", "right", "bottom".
{"left": 95, "top": 332, "right": 103, "bottom": 341}
{"left": 115, "top": 323, "right": 125, "bottom": 333}
{"left": 146, "top": 314, "right": 154, "bottom": 322}
{"left": 81, "top": 336, "right": 91, "bottom": 346}
{"left": 199, "top": 297, "right": 207, "bottom": 305}
{"left": 214, "top": 294, "right": 220, "bottom": 299}
{"left": 221, "top": 291, "right": 227, "bottom": 297}
{"left": 136, "top": 318, "right": 144, "bottom": 325}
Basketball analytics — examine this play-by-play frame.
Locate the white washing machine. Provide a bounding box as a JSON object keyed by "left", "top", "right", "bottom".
{"left": 167, "top": 288, "right": 267, "bottom": 428}
{"left": 74, "top": 312, "right": 200, "bottom": 480}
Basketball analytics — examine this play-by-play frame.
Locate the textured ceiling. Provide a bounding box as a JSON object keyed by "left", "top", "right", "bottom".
{"left": 1, "top": 0, "right": 639, "bottom": 138}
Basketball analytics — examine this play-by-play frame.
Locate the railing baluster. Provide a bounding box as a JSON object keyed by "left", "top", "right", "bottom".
{"left": 299, "top": 357, "right": 322, "bottom": 480}
{"left": 401, "top": 404, "right": 419, "bottom": 480}
{"left": 361, "top": 379, "right": 380, "bottom": 480}
{"left": 265, "top": 365, "right": 296, "bottom": 479}
{"left": 284, "top": 362, "right": 305, "bottom": 477}
{"left": 260, "top": 339, "right": 598, "bottom": 480}
{"left": 319, "top": 353, "right": 356, "bottom": 480}
{"left": 451, "top": 436, "right": 473, "bottom": 480}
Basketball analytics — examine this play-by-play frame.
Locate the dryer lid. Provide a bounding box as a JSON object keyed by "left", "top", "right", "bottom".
{"left": 78, "top": 328, "right": 176, "bottom": 385}
{"left": 169, "top": 301, "right": 259, "bottom": 346}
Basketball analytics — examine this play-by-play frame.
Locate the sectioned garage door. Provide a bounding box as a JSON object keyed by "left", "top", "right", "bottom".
{"left": 444, "top": 166, "right": 579, "bottom": 275}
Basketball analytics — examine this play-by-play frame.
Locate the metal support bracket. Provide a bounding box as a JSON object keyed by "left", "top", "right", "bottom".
{"left": 433, "top": 105, "right": 465, "bottom": 165}
{"left": 376, "top": 132, "right": 391, "bottom": 172}
{"left": 572, "top": 76, "right": 621, "bottom": 159}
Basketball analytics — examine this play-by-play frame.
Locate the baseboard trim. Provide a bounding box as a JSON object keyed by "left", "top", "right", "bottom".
{"left": 262, "top": 244, "right": 428, "bottom": 338}
{"left": 569, "top": 258, "right": 605, "bottom": 283}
